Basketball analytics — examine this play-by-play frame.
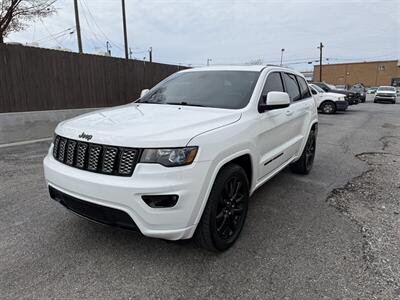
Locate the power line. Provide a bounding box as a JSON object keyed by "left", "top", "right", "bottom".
{"left": 39, "top": 20, "right": 65, "bottom": 48}
{"left": 78, "top": 0, "right": 105, "bottom": 49}
{"left": 80, "top": 0, "right": 124, "bottom": 51}
{"left": 34, "top": 27, "right": 74, "bottom": 43}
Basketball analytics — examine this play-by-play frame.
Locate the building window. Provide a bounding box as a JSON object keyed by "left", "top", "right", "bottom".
{"left": 379, "top": 65, "right": 386, "bottom": 71}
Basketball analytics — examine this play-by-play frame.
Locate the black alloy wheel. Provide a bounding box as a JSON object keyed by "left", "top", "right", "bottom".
{"left": 215, "top": 175, "right": 246, "bottom": 241}
{"left": 290, "top": 128, "right": 317, "bottom": 175}
{"left": 194, "top": 164, "right": 249, "bottom": 251}
{"left": 305, "top": 130, "right": 316, "bottom": 171}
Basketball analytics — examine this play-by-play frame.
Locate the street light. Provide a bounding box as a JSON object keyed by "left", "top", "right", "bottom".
{"left": 280, "top": 48, "right": 285, "bottom": 66}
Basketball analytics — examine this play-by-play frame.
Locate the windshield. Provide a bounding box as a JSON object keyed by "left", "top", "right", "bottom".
{"left": 311, "top": 84, "right": 325, "bottom": 93}
{"left": 378, "top": 86, "right": 396, "bottom": 92}
{"left": 137, "top": 71, "right": 260, "bottom": 109}
{"left": 326, "top": 83, "right": 336, "bottom": 89}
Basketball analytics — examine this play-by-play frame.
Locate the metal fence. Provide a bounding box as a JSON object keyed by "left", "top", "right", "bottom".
{"left": 0, "top": 44, "right": 184, "bottom": 113}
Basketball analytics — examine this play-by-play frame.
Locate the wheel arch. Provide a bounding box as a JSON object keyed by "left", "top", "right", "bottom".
{"left": 318, "top": 99, "right": 336, "bottom": 109}
{"left": 192, "top": 150, "right": 254, "bottom": 226}
{"left": 294, "top": 121, "right": 318, "bottom": 161}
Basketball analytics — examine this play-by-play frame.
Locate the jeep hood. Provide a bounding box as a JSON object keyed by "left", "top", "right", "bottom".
{"left": 55, "top": 103, "right": 241, "bottom": 147}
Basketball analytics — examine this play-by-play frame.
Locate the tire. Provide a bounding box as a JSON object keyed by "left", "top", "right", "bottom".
{"left": 194, "top": 164, "right": 249, "bottom": 251}
{"left": 290, "top": 128, "right": 317, "bottom": 175}
{"left": 320, "top": 101, "right": 336, "bottom": 114}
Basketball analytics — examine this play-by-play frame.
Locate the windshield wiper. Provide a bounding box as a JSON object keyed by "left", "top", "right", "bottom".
{"left": 165, "top": 102, "right": 205, "bottom": 107}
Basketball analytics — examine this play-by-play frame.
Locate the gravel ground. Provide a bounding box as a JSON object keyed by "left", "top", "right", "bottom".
{"left": 1, "top": 101, "right": 400, "bottom": 299}
{"left": 327, "top": 135, "right": 400, "bottom": 299}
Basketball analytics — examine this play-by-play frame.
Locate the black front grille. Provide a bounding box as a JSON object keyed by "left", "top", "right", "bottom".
{"left": 377, "top": 93, "right": 395, "bottom": 97}
{"left": 49, "top": 186, "right": 139, "bottom": 231}
{"left": 53, "top": 135, "right": 140, "bottom": 176}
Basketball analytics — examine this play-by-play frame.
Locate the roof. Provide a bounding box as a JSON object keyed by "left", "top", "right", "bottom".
{"left": 180, "top": 65, "right": 302, "bottom": 75}
{"left": 182, "top": 65, "right": 266, "bottom": 72}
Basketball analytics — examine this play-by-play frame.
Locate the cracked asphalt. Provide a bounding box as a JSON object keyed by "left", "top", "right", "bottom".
{"left": 1, "top": 101, "right": 399, "bottom": 299}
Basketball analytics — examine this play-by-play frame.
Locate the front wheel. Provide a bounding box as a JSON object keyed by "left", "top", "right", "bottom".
{"left": 320, "top": 101, "right": 336, "bottom": 114}
{"left": 290, "top": 128, "right": 317, "bottom": 175}
{"left": 194, "top": 164, "right": 249, "bottom": 251}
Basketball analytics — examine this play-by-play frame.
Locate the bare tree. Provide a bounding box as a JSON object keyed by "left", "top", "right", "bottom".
{"left": 0, "top": 0, "right": 56, "bottom": 43}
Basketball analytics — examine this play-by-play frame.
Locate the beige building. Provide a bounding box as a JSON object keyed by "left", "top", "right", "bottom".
{"left": 313, "top": 60, "right": 400, "bottom": 87}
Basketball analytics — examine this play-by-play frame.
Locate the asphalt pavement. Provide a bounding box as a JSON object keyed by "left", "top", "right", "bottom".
{"left": 1, "top": 101, "right": 399, "bottom": 299}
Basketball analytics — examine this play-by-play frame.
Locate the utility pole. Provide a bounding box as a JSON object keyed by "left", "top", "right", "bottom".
{"left": 106, "top": 41, "right": 111, "bottom": 56}
{"left": 207, "top": 58, "right": 212, "bottom": 66}
{"left": 121, "top": 0, "right": 129, "bottom": 59}
{"left": 318, "top": 42, "right": 324, "bottom": 81}
{"left": 280, "top": 48, "right": 285, "bottom": 66}
{"left": 73, "top": 0, "right": 83, "bottom": 53}
{"left": 148, "top": 47, "right": 153, "bottom": 62}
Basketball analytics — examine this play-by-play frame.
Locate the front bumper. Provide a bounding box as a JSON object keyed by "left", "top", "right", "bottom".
{"left": 335, "top": 100, "right": 348, "bottom": 111}
{"left": 44, "top": 151, "right": 213, "bottom": 240}
{"left": 346, "top": 97, "right": 358, "bottom": 105}
{"left": 375, "top": 95, "right": 396, "bottom": 102}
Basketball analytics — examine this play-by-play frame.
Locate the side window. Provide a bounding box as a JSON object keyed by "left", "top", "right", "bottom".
{"left": 311, "top": 87, "right": 317, "bottom": 95}
{"left": 262, "top": 72, "right": 284, "bottom": 96}
{"left": 283, "top": 73, "right": 301, "bottom": 101}
{"left": 318, "top": 84, "right": 329, "bottom": 92}
{"left": 297, "top": 76, "right": 312, "bottom": 99}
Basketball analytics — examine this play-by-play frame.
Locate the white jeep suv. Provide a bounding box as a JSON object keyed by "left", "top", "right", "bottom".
{"left": 43, "top": 66, "right": 318, "bottom": 251}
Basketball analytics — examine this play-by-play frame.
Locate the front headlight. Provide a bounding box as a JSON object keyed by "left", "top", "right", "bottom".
{"left": 140, "top": 147, "right": 198, "bottom": 167}
{"left": 338, "top": 96, "right": 345, "bottom": 101}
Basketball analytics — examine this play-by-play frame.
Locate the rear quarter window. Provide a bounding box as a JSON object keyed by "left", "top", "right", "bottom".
{"left": 297, "top": 76, "right": 312, "bottom": 99}
{"left": 283, "top": 73, "right": 301, "bottom": 101}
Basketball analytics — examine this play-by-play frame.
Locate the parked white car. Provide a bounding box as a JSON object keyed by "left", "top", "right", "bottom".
{"left": 374, "top": 86, "right": 397, "bottom": 104}
{"left": 309, "top": 83, "right": 348, "bottom": 114}
{"left": 43, "top": 66, "right": 318, "bottom": 251}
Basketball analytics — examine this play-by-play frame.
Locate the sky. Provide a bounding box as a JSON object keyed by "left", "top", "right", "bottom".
{"left": 6, "top": 0, "right": 400, "bottom": 71}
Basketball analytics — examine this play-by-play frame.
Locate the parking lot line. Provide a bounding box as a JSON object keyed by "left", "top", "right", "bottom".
{"left": 0, "top": 137, "right": 52, "bottom": 149}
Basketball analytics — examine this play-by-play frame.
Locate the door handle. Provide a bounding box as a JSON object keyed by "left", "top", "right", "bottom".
{"left": 285, "top": 110, "right": 293, "bottom": 116}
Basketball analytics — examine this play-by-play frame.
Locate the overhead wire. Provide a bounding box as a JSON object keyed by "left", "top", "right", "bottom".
{"left": 39, "top": 20, "right": 65, "bottom": 48}
{"left": 80, "top": 0, "right": 125, "bottom": 51}
{"left": 78, "top": 0, "right": 105, "bottom": 50}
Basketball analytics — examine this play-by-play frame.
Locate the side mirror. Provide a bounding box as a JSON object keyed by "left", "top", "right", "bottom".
{"left": 140, "top": 89, "right": 149, "bottom": 98}
{"left": 259, "top": 91, "right": 290, "bottom": 112}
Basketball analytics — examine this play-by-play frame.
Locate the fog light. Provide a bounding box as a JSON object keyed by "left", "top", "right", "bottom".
{"left": 141, "top": 195, "right": 179, "bottom": 208}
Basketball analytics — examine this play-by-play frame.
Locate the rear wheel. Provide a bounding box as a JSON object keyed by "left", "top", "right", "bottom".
{"left": 194, "top": 164, "right": 249, "bottom": 251}
{"left": 320, "top": 101, "right": 336, "bottom": 114}
{"left": 290, "top": 128, "right": 316, "bottom": 175}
